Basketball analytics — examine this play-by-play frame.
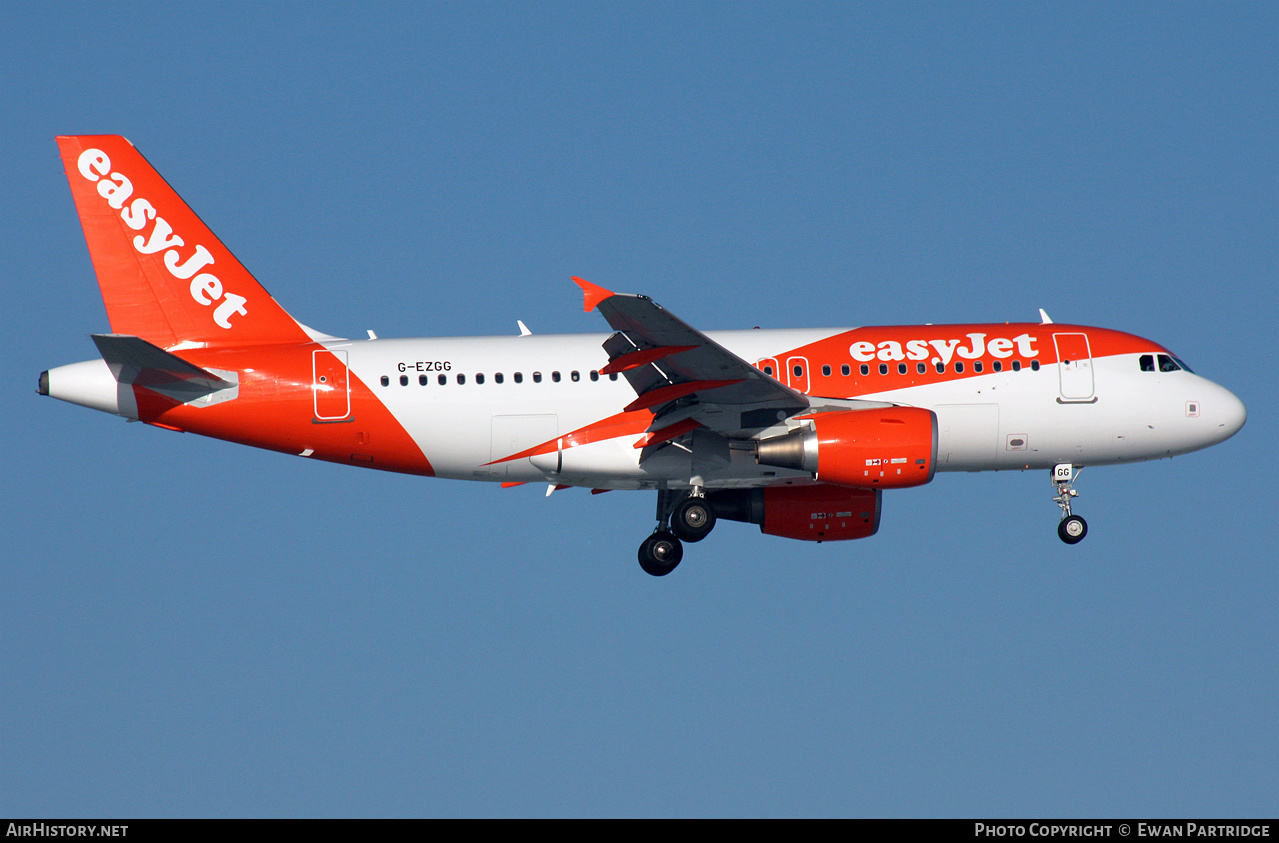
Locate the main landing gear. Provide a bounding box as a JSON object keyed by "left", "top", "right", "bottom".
{"left": 1052, "top": 463, "right": 1088, "bottom": 544}
{"left": 671, "top": 495, "right": 717, "bottom": 543}
{"left": 638, "top": 531, "right": 682, "bottom": 577}
{"left": 638, "top": 489, "right": 719, "bottom": 576}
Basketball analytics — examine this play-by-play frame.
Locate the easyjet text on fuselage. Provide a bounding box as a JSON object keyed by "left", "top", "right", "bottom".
{"left": 849, "top": 332, "right": 1038, "bottom": 366}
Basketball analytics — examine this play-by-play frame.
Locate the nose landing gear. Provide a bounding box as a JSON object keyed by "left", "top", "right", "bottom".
{"left": 1052, "top": 464, "right": 1088, "bottom": 544}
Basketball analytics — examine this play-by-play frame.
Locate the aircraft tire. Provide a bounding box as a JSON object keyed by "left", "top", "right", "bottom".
{"left": 671, "top": 497, "right": 716, "bottom": 543}
{"left": 1058, "top": 515, "right": 1088, "bottom": 544}
{"left": 639, "top": 531, "right": 683, "bottom": 576}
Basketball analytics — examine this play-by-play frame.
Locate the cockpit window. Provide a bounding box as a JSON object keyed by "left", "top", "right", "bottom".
{"left": 1142, "top": 353, "right": 1194, "bottom": 373}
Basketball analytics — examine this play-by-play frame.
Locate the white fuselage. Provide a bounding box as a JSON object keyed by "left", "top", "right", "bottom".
{"left": 322, "top": 328, "right": 1244, "bottom": 490}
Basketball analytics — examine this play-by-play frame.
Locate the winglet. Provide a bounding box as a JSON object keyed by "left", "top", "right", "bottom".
{"left": 572, "top": 276, "right": 614, "bottom": 313}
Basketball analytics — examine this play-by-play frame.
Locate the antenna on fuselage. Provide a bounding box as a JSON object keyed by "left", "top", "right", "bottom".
{"left": 1038, "top": 309, "right": 1053, "bottom": 325}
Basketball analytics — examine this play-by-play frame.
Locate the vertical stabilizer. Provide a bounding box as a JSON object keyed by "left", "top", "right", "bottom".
{"left": 56, "top": 135, "right": 312, "bottom": 349}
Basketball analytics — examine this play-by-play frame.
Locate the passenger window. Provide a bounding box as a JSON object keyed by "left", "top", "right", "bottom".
{"left": 841, "top": 364, "right": 850, "bottom": 376}
{"left": 860, "top": 364, "right": 869, "bottom": 376}
{"left": 917, "top": 362, "right": 926, "bottom": 374}
{"left": 609, "top": 373, "right": 619, "bottom": 381}
{"left": 476, "top": 373, "right": 485, "bottom": 384}
{"left": 533, "top": 372, "right": 542, "bottom": 383}
{"left": 763, "top": 365, "right": 774, "bottom": 376}
{"left": 1031, "top": 360, "right": 1040, "bottom": 371}
{"left": 974, "top": 361, "right": 983, "bottom": 373}
{"left": 993, "top": 361, "right": 1002, "bottom": 372}
{"left": 552, "top": 371, "right": 561, "bottom": 383}
{"left": 399, "top": 375, "right": 408, "bottom": 386}
{"left": 419, "top": 374, "right": 428, "bottom": 386}
{"left": 1140, "top": 354, "right": 1155, "bottom": 372}
{"left": 822, "top": 365, "right": 831, "bottom": 377}
{"left": 878, "top": 363, "right": 888, "bottom": 375}
{"left": 793, "top": 365, "right": 804, "bottom": 378}
{"left": 514, "top": 372, "right": 523, "bottom": 383}
{"left": 954, "top": 362, "right": 964, "bottom": 373}
{"left": 380, "top": 375, "right": 389, "bottom": 387}
{"left": 456, "top": 374, "right": 466, "bottom": 385}
{"left": 590, "top": 370, "right": 599, "bottom": 382}
{"left": 571, "top": 370, "right": 580, "bottom": 382}
{"left": 934, "top": 362, "right": 944, "bottom": 374}
{"left": 438, "top": 374, "right": 447, "bottom": 385}
{"left": 1012, "top": 360, "right": 1021, "bottom": 372}
{"left": 494, "top": 373, "right": 504, "bottom": 384}
{"left": 897, "top": 363, "right": 907, "bottom": 375}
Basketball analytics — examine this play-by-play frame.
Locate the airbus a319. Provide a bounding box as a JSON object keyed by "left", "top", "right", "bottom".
{"left": 40, "top": 136, "right": 1246, "bottom": 575}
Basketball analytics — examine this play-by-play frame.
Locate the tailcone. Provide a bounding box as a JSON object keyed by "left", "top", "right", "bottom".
{"left": 42, "top": 359, "right": 139, "bottom": 419}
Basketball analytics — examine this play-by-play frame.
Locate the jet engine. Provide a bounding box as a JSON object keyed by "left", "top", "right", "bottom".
{"left": 754, "top": 407, "right": 937, "bottom": 489}
{"left": 707, "top": 484, "right": 882, "bottom": 542}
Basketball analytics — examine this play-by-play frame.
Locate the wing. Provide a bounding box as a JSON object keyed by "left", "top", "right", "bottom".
{"left": 573, "top": 277, "right": 810, "bottom": 438}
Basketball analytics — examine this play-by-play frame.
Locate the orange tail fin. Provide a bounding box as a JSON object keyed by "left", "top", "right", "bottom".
{"left": 57, "top": 135, "right": 313, "bottom": 349}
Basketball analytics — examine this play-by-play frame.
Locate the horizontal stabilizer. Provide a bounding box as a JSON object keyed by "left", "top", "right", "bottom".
{"left": 92, "top": 333, "right": 234, "bottom": 402}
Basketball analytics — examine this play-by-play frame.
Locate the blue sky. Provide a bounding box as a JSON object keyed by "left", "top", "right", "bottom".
{"left": 3, "top": 2, "right": 1275, "bottom": 817}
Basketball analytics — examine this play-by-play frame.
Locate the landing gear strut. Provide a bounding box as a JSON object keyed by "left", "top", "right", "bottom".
{"left": 637, "top": 488, "right": 720, "bottom": 576}
{"left": 1052, "top": 463, "right": 1088, "bottom": 544}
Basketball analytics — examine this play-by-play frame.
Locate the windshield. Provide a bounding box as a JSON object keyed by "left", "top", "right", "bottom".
{"left": 1139, "top": 353, "right": 1195, "bottom": 374}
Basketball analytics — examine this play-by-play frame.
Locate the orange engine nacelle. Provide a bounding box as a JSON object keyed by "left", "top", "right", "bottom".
{"left": 754, "top": 407, "right": 938, "bottom": 489}
{"left": 706, "top": 485, "right": 882, "bottom": 542}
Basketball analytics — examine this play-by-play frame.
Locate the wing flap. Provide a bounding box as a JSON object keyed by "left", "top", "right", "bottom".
{"left": 599, "top": 344, "right": 698, "bottom": 375}
{"left": 622, "top": 378, "right": 743, "bottom": 413}
{"left": 632, "top": 418, "right": 702, "bottom": 449}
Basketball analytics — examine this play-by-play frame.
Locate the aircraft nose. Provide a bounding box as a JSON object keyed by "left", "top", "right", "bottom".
{"left": 1208, "top": 383, "right": 1246, "bottom": 443}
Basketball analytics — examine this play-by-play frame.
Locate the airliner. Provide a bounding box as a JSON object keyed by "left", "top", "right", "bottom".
{"left": 39, "top": 136, "right": 1247, "bottom": 575}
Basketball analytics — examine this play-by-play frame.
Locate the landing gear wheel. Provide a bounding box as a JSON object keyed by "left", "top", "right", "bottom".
{"left": 1058, "top": 515, "right": 1088, "bottom": 544}
{"left": 671, "top": 497, "right": 716, "bottom": 543}
{"left": 638, "top": 531, "right": 683, "bottom": 576}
